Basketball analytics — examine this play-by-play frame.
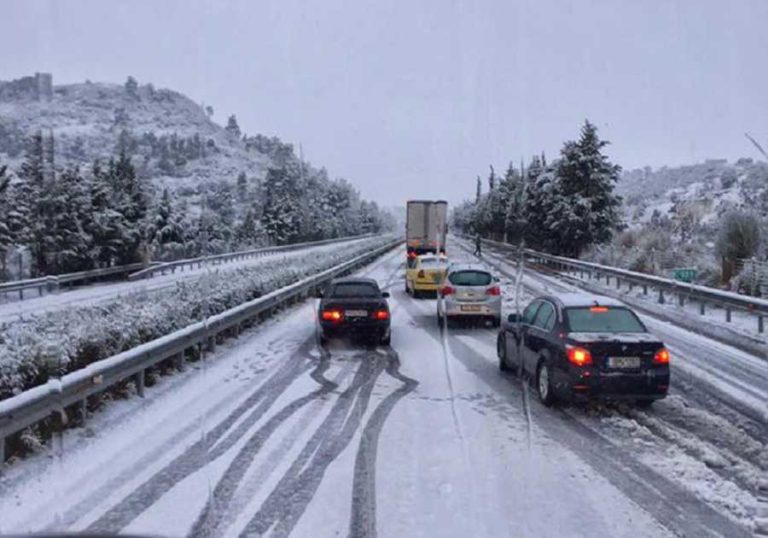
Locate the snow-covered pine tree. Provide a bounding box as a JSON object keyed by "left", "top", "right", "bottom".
{"left": 48, "top": 167, "right": 92, "bottom": 272}
{"left": 548, "top": 120, "right": 623, "bottom": 256}
{"left": 17, "top": 132, "right": 51, "bottom": 275}
{"left": 261, "top": 165, "right": 302, "bottom": 245}
{"left": 225, "top": 115, "right": 241, "bottom": 139}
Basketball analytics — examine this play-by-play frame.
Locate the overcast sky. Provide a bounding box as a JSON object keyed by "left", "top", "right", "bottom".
{"left": 2, "top": 0, "right": 767, "bottom": 206}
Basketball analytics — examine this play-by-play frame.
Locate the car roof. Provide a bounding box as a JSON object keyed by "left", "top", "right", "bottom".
{"left": 330, "top": 277, "right": 380, "bottom": 286}
{"left": 540, "top": 292, "right": 626, "bottom": 308}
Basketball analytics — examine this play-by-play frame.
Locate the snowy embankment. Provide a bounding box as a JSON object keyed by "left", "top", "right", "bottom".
{"left": 0, "top": 235, "right": 393, "bottom": 400}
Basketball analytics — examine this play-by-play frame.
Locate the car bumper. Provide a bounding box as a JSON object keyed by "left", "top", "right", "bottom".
{"left": 442, "top": 299, "right": 501, "bottom": 318}
{"left": 413, "top": 281, "right": 440, "bottom": 292}
{"left": 557, "top": 368, "right": 670, "bottom": 401}
{"left": 320, "top": 320, "right": 390, "bottom": 337}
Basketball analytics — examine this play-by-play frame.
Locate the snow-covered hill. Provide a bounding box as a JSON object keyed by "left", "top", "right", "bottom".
{"left": 0, "top": 73, "right": 271, "bottom": 197}
{"left": 617, "top": 158, "right": 768, "bottom": 228}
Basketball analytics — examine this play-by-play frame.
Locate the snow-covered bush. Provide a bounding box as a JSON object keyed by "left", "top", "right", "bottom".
{"left": 0, "top": 236, "right": 393, "bottom": 400}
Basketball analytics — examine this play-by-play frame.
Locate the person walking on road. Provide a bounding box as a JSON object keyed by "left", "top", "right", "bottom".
{"left": 474, "top": 234, "right": 482, "bottom": 257}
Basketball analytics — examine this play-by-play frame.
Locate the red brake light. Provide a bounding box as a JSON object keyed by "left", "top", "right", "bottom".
{"left": 322, "top": 309, "right": 343, "bottom": 322}
{"left": 653, "top": 348, "right": 670, "bottom": 365}
{"left": 486, "top": 286, "right": 501, "bottom": 296}
{"left": 441, "top": 286, "right": 454, "bottom": 296}
{"left": 373, "top": 309, "right": 390, "bottom": 320}
{"left": 407, "top": 251, "right": 417, "bottom": 259}
{"left": 566, "top": 345, "right": 593, "bottom": 367}
{"left": 590, "top": 306, "right": 609, "bottom": 313}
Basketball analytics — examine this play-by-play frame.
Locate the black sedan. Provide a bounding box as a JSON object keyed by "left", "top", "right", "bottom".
{"left": 316, "top": 277, "right": 391, "bottom": 346}
{"left": 497, "top": 293, "right": 670, "bottom": 407}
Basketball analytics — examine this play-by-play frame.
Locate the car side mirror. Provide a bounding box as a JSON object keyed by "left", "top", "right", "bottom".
{"left": 315, "top": 290, "right": 324, "bottom": 299}
{"left": 507, "top": 313, "right": 519, "bottom": 323}
{"left": 381, "top": 291, "right": 390, "bottom": 298}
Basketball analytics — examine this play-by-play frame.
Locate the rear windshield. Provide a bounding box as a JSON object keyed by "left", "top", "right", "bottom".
{"left": 448, "top": 270, "right": 492, "bottom": 286}
{"left": 330, "top": 283, "right": 380, "bottom": 298}
{"left": 565, "top": 307, "right": 646, "bottom": 333}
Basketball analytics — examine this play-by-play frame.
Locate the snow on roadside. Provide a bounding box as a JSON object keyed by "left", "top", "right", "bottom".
{"left": 0, "top": 235, "right": 394, "bottom": 399}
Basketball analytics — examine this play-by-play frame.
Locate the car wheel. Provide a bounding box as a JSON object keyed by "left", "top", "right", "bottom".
{"left": 497, "top": 334, "right": 509, "bottom": 372}
{"left": 319, "top": 333, "right": 329, "bottom": 347}
{"left": 491, "top": 316, "right": 501, "bottom": 328}
{"left": 536, "top": 361, "right": 556, "bottom": 407}
{"left": 380, "top": 331, "right": 391, "bottom": 346}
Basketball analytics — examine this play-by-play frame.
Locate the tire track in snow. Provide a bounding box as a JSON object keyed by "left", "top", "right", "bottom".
{"left": 236, "top": 352, "right": 387, "bottom": 537}
{"left": 86, "top": 337, "right": 317, "bottom": 533}
{"left": 347, "top": 348, "right": 418, "bottom": 538}
{"left": 189, "top": 348, "right": 361, "bottom": 538}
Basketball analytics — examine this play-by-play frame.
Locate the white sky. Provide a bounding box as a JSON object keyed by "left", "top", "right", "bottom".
{"left": 2, "top": 0, "right": 767, "bottom": 206}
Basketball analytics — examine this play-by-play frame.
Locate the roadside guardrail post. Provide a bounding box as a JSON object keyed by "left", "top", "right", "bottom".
{"left": 726, "top": 307, "right": 732, "bottom": 323}
{"left": 700, "top": 301, "right": 706, "bottom": 315}
{"left": 175, "top": 352, "right": 185, "bottom": 371}
{"left": 678, "top": 293, "right": 684, "bottom": 307}
{"left": 758, "top": 315, "right": 764, "bottom": 334}
{"left": 616, "top": 277, "right": 621, "bottom": 290}
{"left": 134, "top": 370, "right": 145, "bottom": 397}
{"left": 628, "top": 281, "right": 634, "bottom": 291}
{"left": 642, "top": 284, "right": 648, "bottom": 295}
{"left": 0, "top": 435, "right": 5, "bottom": 463}
{"left": 79, "top": 399, "right": 88, "bottom": 423}
{"left": 658, "top": 289, "right": 665, "bottom": 304}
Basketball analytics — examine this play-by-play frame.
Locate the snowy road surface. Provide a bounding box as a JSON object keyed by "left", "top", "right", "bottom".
{"left": 0, "top": 245, "right": 761, "bottom": 537}
{"left": 0, "top": 237, "right": 374, "bottom": 324}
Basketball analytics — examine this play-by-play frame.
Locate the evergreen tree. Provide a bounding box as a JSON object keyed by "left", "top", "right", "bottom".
{"left": 124, "top": 76, "right": 139, "bottom": 99}
{"left": 475, "top": 176, "right": 482, "bottom": 203}
{"left": 236, "top": 172, "right": 248, "bottom": 202}
{"left": 261, "top": 165, "right": 302, "bottom": 245}
{"left": 0, "top": 165, "right": 12, "bottom": 277}
{"left": 87, "top": 160, "right": 128, "bottom": 267}
{"left": 149, "top": 188, "right": 185, "bottom": 259}
{"left": 17, "top": 132, "right": 51, "bottom": 275}
{"left": 48, "top": 167, "right": 92, "bottom": 272}
{"left": 548, "top": 120, "right": 623, "bottom": 255}
{"left": 225, "top": 115, "right": 241, "bottom": 139}
{"left": 235, "top": 209, "right": 261, "bottom": 247}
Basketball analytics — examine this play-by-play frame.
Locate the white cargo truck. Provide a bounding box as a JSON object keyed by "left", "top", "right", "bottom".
{"left": 406, "top": 200, "right": 448, "bottom": 261}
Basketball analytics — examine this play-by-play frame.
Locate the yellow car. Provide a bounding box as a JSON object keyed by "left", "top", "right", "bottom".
{"left": 406, "top": 254, "right": 448, "bottom": 298}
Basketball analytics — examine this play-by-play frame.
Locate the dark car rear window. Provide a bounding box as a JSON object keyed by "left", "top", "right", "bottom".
{"left": 565, "top": 307, "right": 646, "bottom": 333}
{"left": 330, "top": 283, "right": 380, "bottom": 298}
{"left": 448, "top": 270, "right": 492, "bottom": 286}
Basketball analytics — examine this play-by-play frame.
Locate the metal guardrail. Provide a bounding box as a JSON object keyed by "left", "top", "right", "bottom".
{"left": 0, "top": 238, "right": 402, "bottom": 462}
{"left": 479, "top": 237, "right": 767, "bottom": 333}
{"left": 0, "top": 263, "right": 150, "bottom": 301}
{"left": 127, "top": 234, "right": 375, "bottom": 280}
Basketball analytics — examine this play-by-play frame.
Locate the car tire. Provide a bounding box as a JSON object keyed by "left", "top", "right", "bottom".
{"left": 319, "top": 333, "right": 329, "bottom": 347}
{"left": 492, "top": 316, "right": 501, "bottom": 328}
{"left": 536, "top": 361, "right": 556, "bottom": 407}
{"left": 380, "top": 331, "right": 391, "bottom": 346}
{"left": 497, "top": 334, "right": 509, "bottom": 372}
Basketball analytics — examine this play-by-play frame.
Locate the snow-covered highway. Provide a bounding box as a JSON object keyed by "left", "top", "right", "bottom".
{"left": 0, "top": 245, "right": 762, "bottom": 537}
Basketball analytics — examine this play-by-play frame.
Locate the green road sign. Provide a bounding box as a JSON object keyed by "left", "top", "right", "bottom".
{"left": 670, "top": 267, "right": 697, "bottom": 283}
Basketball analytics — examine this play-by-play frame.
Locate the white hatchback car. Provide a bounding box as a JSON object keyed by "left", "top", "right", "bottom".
{"left": 436, "top": 263, "right": 502, "bottom": 327}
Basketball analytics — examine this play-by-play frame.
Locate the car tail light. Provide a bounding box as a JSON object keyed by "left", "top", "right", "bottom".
{"left": 418, "top": 270, "right": 425, "bottom": 278}
{"left": 407, "top": 251, "right": 417, "bottom": 259}
{"left": 321, "top": 309, "right": 343, "bottom": 322}
{"left": 590, "top": 306, "right": 609, "bottom": 313}
{"left": 566, "top": 345, "right": 593, "bottom": 366}
{"left": 653, "top": 348, "right": 670, "bottom": 365}
{"left": 373, "top": 309, "right": 389, "bottom": 320}
{"left": 486, "top": 286, "right": 501, "bottom": 296}
{"left": 441, "top": 285, "right": 454, "bottom": 296}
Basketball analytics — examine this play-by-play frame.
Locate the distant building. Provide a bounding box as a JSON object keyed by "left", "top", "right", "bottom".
{"left": 0, "top": 72, "right": 53, "bottom": 101}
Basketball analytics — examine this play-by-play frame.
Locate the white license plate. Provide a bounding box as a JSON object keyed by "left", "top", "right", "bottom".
{"left": 345, "top": 310, "right": 368, "bottom": 317}
{"left": 460, "top": 305, "right": 482, "bottom": 312}
{"left": 608, "top": 356, "right": 640, "bottom": 369}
